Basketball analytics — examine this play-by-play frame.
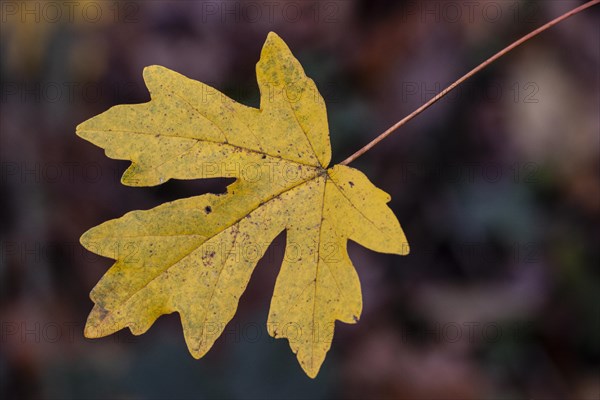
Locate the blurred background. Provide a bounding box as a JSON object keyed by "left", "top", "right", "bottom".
{"left": 1, "top": 0, "right": 599, "bottom": 399}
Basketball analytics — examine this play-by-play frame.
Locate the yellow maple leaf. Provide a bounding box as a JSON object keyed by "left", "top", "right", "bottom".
{"left": 77, "top": 32, "right": 409, "bottom": 378}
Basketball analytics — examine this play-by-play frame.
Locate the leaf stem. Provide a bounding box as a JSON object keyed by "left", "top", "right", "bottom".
{"left": 340, "top": 0, "right": 599, "bottom": 166}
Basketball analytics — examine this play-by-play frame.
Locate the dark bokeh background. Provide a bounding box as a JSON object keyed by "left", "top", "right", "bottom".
{"left": 1, "top": 1, "right": 599, "bottom": 399}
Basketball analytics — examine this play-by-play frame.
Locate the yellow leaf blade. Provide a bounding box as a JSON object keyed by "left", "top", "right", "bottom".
{"left": 78, "top": 32, "right": 408, "bottom": 378}
{"left": 257, "top": 32, "right": 331, "bottom": 168}
{"left": 267, "top": 166, "right": 408, "bottom": 378}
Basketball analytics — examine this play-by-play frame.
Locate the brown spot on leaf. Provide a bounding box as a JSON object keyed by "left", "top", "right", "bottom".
{"left": 97, "top": 306, "right": 109, "bottom": 321}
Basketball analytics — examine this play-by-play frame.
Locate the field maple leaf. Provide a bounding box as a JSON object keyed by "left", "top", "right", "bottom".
{"left": 77, "top": 32, "right": 409, "bottom": 378}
